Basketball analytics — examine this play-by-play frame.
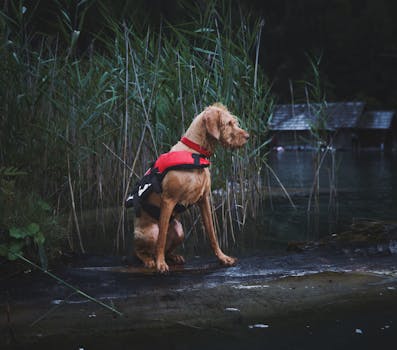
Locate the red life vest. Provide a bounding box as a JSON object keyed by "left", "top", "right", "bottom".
{"left": 126, "top": 151, "right": 210, "bottom": 218}
{"left": 145, "top": 151, "right": 210, "bottom": 176}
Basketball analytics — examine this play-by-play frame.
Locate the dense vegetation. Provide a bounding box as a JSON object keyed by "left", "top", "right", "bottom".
{"left": 3, "top": 0, "right": 395, "bottom": 108}
{"left": 0, "top": 1, "right": 273, "bottom": 262}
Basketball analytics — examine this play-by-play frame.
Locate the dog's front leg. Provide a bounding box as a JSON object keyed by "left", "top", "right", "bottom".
{"left": 156, "top": 197, "right": 176, "bottom": 273}
{"left": 198, "top": 194, "right": 237, "bottom": 266}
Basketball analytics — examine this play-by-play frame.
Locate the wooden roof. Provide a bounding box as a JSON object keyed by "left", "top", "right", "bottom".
{"left": 269, "top": 102, "right": 365, "bottom": 131}
{"left": 358, "top": 111, "right": 395, "bottom": 129}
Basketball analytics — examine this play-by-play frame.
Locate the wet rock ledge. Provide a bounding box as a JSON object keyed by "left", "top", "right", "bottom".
{"left": 1, "top": 249, "right": 397, "bottom": 346}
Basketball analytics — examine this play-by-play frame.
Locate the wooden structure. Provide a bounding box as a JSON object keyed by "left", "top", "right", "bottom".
{"left": 269, "top": 102, "right": 365, "bottom": 150}
{"left": 357, "top": 111, "right": 396, "bottom": 150}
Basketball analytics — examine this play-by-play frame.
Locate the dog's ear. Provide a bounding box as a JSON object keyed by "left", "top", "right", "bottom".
{"left": 203, "top": 108, "right": 221, "bottom": 140}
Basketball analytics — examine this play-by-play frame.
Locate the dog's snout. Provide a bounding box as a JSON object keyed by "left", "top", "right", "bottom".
{"left": 243, "top": 132, "right": 250, "bottom": 140}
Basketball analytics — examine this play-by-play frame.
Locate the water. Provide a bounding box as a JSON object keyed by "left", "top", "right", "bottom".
{"left": 83, "top": 151, "right": 396, "bottom": 255}
{"left": 236, "top": 151, "right": 397, "bottom": 251}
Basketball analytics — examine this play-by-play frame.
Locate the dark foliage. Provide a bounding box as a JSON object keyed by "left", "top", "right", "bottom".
{"left": 4, "top": 0, "right": 397, "bottom": 108}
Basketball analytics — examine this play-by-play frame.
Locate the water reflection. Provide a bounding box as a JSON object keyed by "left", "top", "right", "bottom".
{"left": 238, "top": 151, "right": 397, "bottom": 250}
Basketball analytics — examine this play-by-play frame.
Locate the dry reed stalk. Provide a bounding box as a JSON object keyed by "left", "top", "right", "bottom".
{"left": 226, "top": 183, "right": 236, "bottom": 245}
{"left": 253, "top": 19, "right": 265, "bottom": 91}
{"left": 128, "top": 36, "right": 158, "bottom": 156}
{"left": 66, "top": 212, "right": 74, "bottom": 250}
{"left": 67, "top": 154, "right": 85, "bottom": 253}
{"left": 265, "top": 162, "right": 296, "bottom": 210}
{"left": 307, "top": 146, "right": 330, "bottom": 213}
{"left": 177, "top": 52, "right": 185, "bottom": 132}
{"left": 119, "top": 23, "right": 130, "bottom": 250}
{"left": 189, "top": 62, "right": 198, "bottom": 115}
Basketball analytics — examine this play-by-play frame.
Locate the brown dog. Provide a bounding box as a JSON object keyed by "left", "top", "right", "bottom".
{"left": 132, "top": 103, "right": 249, "bottom": 273}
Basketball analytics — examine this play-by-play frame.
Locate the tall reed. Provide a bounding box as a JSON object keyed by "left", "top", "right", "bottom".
{"left": 0, "top": 1, "right": 273, "bottom": 255}
{"left": 302, "top": 54, "right": 338, "bottom": 237}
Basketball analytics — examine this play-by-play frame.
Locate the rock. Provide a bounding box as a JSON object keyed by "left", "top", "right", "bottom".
{"left": 288, "top": 219, "right": 397, "bottom": 256}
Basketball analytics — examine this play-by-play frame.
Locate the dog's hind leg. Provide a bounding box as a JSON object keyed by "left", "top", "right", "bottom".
{"left": 165, "top": 219, "right": 185, "bottom": 265}
{"left": 133, "top": 225, "right": 158, "bottom": 269}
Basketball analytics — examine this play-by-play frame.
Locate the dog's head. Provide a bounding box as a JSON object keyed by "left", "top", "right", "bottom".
{"left": 203, "top": 103, "right": 249, "bottom": 149}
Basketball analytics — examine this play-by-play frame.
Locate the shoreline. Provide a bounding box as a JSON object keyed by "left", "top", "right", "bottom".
{"left": 2, "top": 263, "right": 397, "bottom": 347}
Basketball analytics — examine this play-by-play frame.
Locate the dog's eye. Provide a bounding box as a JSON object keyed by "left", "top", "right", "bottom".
{"left": 228, "top": 120, "right": 234, "bottom": 127}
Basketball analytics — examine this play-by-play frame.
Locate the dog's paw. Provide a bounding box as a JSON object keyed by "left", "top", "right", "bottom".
{"left": 166, "top": 254, "right": 185, "bottom": 265}
{"left": 156, "top": 259, "right": 169, "bottom": 274}
{"left": 218, "top": 254, "right": 237, "bottom": 267}
{"left": 143, "top": 259, "right": 156, "bottom": 269}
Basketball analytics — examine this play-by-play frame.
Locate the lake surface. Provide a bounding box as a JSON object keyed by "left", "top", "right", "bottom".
{"left": 81, "top": 150, "right": 396, "bottom": 256}
{"left": 233, "top": 150, "right": 397, "bottom": 255}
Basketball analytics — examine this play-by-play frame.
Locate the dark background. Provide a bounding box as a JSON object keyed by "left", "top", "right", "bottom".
{"left": 7, "top": 0, "right": 397, "bottom": 109}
